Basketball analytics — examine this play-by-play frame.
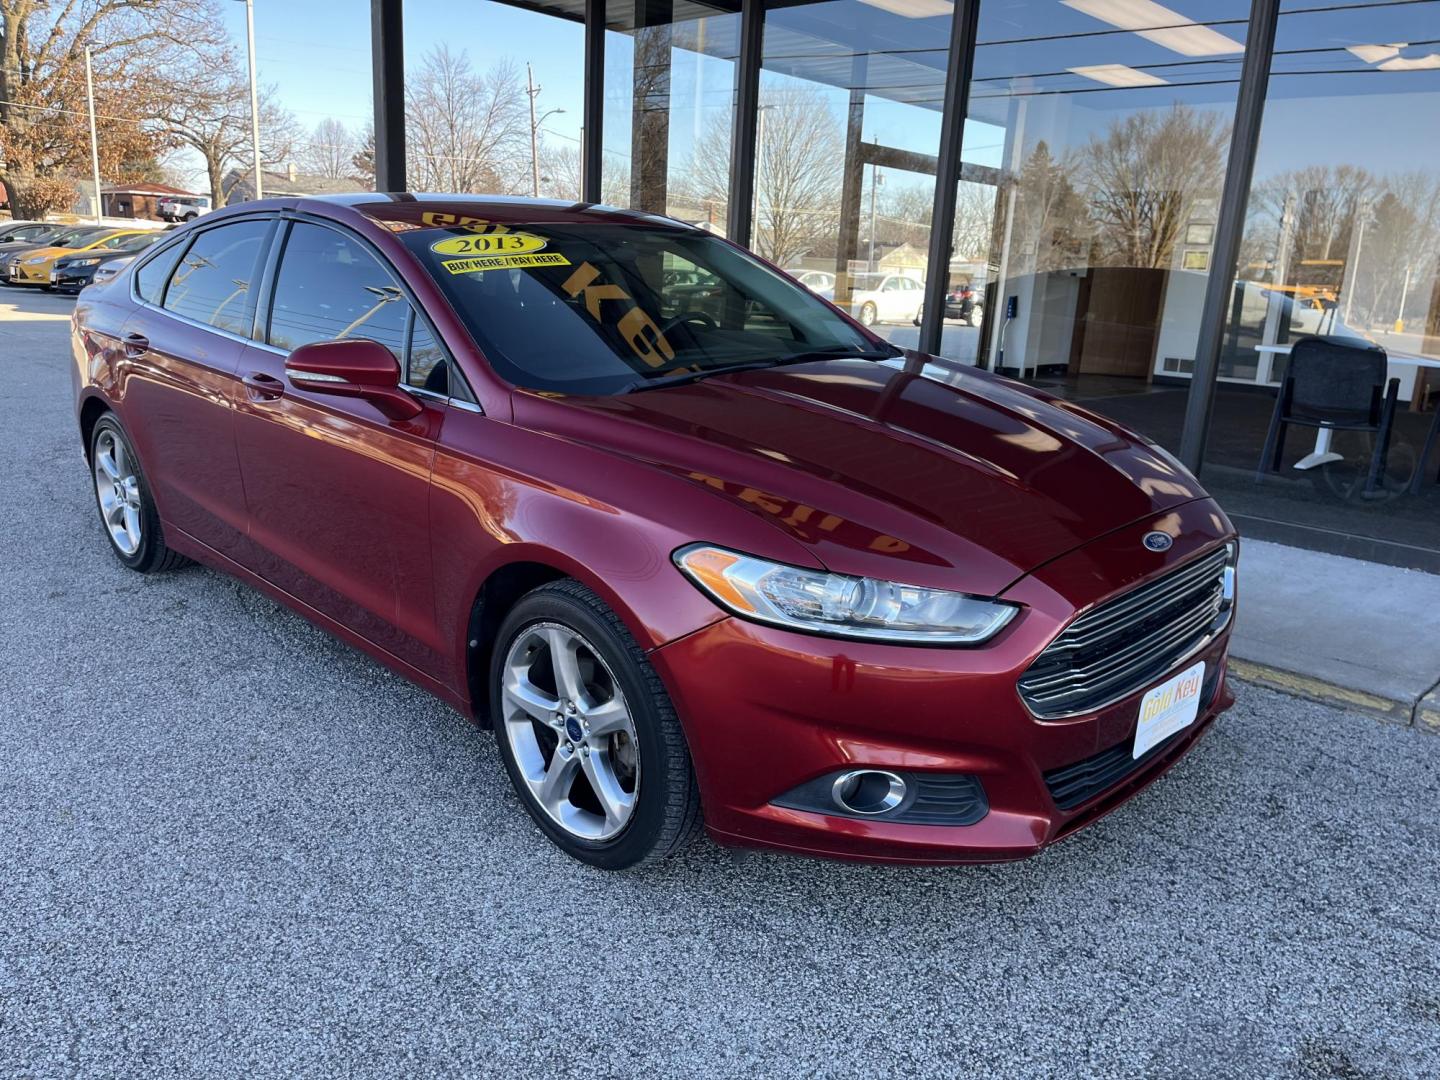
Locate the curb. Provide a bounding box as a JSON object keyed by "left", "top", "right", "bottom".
{"left": 1228, "top": 658, "right": 1433, "bottom": 729}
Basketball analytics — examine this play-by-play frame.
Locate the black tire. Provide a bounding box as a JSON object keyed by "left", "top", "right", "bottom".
{"left": 489, "top": 579, "right": 702, "bottom": 870}
{"left": 859, "top": 301, "right": 878, "bottom": 327}
{"left": 183, "top": 212, "right": 197, "bottom": 221}
{"left": 89, "top": 414, "right": 188, "bottom": 574}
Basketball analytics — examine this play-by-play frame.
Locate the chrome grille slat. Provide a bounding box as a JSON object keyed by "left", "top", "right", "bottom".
{"left": 1022, "top": 584, "right": 1223, "bottom": 691}
{"left": 1019, "top": 546, "right": 1232, "bottom": 719}
{"left": 1038, "top": 550, "right": 1228, "bottom": 653}
{"left": 1021, "top": 596, "right": 1220, "bottom": 701}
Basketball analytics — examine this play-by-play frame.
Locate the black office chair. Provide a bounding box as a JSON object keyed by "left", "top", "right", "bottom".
{"left": 1256, "top": 335, "right": 1399, "bottom": 498}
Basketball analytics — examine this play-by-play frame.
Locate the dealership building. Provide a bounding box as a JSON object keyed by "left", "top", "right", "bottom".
{"left": 368, "top": 0, "right": 1439, "bottom": 570}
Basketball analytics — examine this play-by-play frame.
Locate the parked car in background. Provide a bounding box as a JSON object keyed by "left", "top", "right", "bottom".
{"left": 157, "top": 195, "right": 211, "bottom": 222}
{"left": 70, "top": 194, "right": 1237, "bottom": 871}
{"left": 788, "top": 269, "right": 836, "bottom": 299}
{"left": 0, "top": 220, "right": 66, "bottom": 255}
{"left": 836, "top": 271, "right": 925, "bottom": 326}
{"left": 51, "top": 231, "right": 170, "bottom": 294}
{"left": 4, "top": 227, "right": 149, "bottom": 288}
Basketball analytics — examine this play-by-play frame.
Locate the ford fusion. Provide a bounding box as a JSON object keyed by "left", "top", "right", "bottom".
{"left": 70, "top": 195, "right": 1237, "bottom": 869}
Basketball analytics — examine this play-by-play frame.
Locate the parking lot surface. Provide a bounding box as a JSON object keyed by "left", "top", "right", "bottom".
{"left": 2, "top": 287, "right": 1438, "bottom": 1079}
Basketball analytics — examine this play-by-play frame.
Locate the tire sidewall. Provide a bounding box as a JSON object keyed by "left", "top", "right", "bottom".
{"left": 90, "top": 414, "right": 165, "bottom": 572}
{"left": 860, "top": 302, "right": 877, "bottom": 326}
{"left": 489, "top": 588, "right": 684, "bottom": 870}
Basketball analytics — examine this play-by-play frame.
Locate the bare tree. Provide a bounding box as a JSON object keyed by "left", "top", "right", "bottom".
{"left": 158, "top": 66, "right": 299, "bottom": 207}
{"left": 687, "top": 86, "right": 841, "bottom": 267}
{"left": 405, "top": 46, "right": 528, "bottom": 193}
{"left": 352, "top": 123, "right": 376, "bottom": 187}
{"left": 0, "top": 0, "right": 226, "bottom": 217}
{"left": 298, "top": 118, "right": 356, "bottom": 181}
{"left": 1081, "top": 104, "right": 1229, "bottom": 269}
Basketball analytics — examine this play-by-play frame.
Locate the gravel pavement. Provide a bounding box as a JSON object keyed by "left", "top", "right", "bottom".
{"left": 2, "top": 287, "right": 1438, "bottom": 1079}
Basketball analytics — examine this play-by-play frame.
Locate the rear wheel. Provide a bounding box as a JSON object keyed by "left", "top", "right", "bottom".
{"left": 90, "top": 415, "right": 187, "bottom": 574}
{"left": 490, "top": 580, "right": 701, "bottom": 869}
{"left": 859, "top": 301, "right": 878, "bottom": 327}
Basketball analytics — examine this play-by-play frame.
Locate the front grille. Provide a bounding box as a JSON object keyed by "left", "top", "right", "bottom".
{"left": 1019, "top": 545, "right": 1232, "bottom": 719}
{"left": 1043, "top": 666, "right": 1220, "bottom": 810}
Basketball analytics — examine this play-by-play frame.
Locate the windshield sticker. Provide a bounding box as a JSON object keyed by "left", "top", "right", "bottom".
{"left": 440, "top": 252, "right": 572, "bottom": 274}
{"left": 431, "top": 232, "right": 548, "bottom": 257}
{"left": 561, "top": 261, "right": 675, "bottom": 369}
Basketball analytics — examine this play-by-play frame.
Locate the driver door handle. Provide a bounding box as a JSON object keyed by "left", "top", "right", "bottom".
{"left": 242, "top": 371, "right": 286, "bottom": 402}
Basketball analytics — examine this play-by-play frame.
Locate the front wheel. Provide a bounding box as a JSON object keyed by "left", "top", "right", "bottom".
{"left": 967, "top": 304, "right": 984, "bottom": 327}
{"left": 859, "top": 301, "right": 878, "bottom": 327}
{"left": 490, "top": 580, "right": 702, "bottom": 869}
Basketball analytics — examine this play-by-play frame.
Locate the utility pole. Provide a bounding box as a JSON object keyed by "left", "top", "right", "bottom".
{"left": 83, "top": 44, "right": 102, "bottom": 223}
{"left": 868, "top": 157, "right": 882, "bottom": 272}
{"left": 241, "top": 0, "right": 263, "bottom": 199}
{"left": 525, "top": 64, "right": 565, "bottom": 199}
{"left": 528, "top": 64, "right": 540, "bottom": 198}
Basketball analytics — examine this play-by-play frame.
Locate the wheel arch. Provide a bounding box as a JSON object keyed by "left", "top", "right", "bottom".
{"left": 77, "top": 392, "right": 113, "bottom": 459}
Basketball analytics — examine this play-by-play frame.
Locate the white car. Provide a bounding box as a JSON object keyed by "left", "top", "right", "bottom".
{"left": 838, "top": 272, "right": 924, "bottom": 327}
{"left": 157, "top": 196, "right": 211, "bottom": 222}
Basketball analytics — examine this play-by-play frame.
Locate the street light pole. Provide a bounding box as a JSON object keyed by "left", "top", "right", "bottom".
{"left": 241, "top": 0, "right": 263, "bottom": 199}
{"left": 83, "top": 44, "right": 103, "bottom": 224}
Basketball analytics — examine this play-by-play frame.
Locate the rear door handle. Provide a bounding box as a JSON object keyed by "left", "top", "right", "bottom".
{"left": 242, "top": 371, "right": 286, "bottom": 401}
{"left": 122, "top": 332, "right": 148, "bottom": 357}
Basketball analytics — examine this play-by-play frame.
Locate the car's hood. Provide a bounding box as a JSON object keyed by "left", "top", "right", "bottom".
{"left": 511, "top": 356, "right": 1208, "bottom": 595}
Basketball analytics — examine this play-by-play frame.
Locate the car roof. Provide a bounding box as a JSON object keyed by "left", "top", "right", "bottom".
{"left": 220, "top": 192, "right": 700, "bottom": 233}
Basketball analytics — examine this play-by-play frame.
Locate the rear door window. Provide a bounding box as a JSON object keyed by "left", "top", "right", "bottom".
{"left": 162, "top": 219, "right": 272, "bottom": 336}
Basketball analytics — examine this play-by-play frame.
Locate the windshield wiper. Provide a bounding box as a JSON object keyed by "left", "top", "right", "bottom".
{"left": 622, "top": 346, "right": 899, "bottom": 393}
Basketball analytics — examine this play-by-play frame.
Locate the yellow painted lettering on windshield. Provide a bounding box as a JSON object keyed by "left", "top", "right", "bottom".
{"left": 561, "top": 261, "right": 675, "bottom": 369}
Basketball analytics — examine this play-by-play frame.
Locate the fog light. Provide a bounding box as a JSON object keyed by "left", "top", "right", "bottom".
{"left": 830, "top": 769, "right": 907, "bottom": 815}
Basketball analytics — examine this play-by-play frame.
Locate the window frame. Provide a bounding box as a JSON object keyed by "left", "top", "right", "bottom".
{"left": 130, "top": 212, "right": 278, "bottom": 334}
{"left": 257, "top": 213, "right": 476, "bottom": 407}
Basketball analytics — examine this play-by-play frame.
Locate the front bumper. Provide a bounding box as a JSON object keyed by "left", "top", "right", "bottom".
{"left": 651, "top": 499, "right": 1237, "bottom": 864}
{"left": 7, "top": 261, "right": 49, "bottom": 285}
{"left": 52, "top": 267, "right": 97, "bottom": 292}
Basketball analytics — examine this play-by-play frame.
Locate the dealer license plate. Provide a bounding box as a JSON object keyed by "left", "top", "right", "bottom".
{"left": 1133, "top": 661, "right": 1205, "bottom": 759}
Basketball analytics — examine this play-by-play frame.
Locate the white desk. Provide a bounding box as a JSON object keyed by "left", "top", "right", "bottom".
{"left": 1254, "top": 344, "right": 1440, "bottom": 470}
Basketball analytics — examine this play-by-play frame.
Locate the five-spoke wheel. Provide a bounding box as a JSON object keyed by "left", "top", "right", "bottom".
{"left": 490, "top": 580, "right": 701, "bottom": 869}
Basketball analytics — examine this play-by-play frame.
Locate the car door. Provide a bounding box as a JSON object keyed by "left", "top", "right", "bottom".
{"left": 118, "top": 217, "right": 274, "bottom": 559}
{"left": 230, "top": 217, "right": 448, "bottom": 675}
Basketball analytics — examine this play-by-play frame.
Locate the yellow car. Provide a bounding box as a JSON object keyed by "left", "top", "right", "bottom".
{"left": 3, "top": 227, "right": 151, "bottom": 288}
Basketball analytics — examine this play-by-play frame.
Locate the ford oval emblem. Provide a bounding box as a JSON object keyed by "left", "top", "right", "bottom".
{"left": 1143, "top": 531, "right": 1174, "bottom": 552}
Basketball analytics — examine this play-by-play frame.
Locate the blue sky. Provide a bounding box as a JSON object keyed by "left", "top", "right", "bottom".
{"left": 200, "top": 0, "right": 1439, "bottom": 190}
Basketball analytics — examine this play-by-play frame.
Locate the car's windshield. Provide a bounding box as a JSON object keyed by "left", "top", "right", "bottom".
{"left": 401, "top": 221, "right": 890, "bottom": 395}
{"left": 53, "top": 227, "right": 109, "bottom": 247}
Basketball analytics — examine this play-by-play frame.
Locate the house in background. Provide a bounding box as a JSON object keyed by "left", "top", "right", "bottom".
{"left": 222, "top": 163, "right": 357, "bottom": 204}
{"left": 70, "top": 180, "right": 200, "bottom": 222}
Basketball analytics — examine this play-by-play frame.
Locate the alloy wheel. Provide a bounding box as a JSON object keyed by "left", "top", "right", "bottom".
{"left": 500, "top": 622, "right": 640, "bottom": 841}
{"left": 94, "top": 429, "right": 142, "bottom": 556}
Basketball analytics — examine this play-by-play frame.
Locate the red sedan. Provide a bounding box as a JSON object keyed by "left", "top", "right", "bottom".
{"left": 70, "top": 195, "right": 1237, "bottom": 869}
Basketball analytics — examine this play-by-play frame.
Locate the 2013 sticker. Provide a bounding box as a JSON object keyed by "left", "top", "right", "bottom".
{"left": 440, "top": 252, "right": 572, "bottom": 274}
{"left": 431, "top": 232, "right": 549, "bottom": 257}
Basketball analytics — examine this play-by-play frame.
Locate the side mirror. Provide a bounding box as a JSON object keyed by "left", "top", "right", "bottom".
{"left": 285, "top": 338, "right": 422, "bottom": 421}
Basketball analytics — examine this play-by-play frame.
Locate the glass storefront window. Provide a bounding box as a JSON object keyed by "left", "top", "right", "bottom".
{"left": 757, "top": 0, "right": 951, "bottom": 346}
{"left": 946, "top": 0, "right": 1252, "bottom": 447}
{"left": 1205, "top": 0, "right": 1440, "bottom": 559}
{"left": 602, "top": 0, "right": 741, "bottom": 222}
{"left": 402, "top": 1, "right": 584, "bottom": 197}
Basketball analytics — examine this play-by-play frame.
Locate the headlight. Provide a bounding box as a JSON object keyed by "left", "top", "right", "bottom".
{"left": 26, "top": 255, "right": 47, "bottom": 264}
{"left": 69, "top": 257, "right": 102, "bottom": 267}
{"left": 673, "top": 544, "right": 1018, "bottom": 645}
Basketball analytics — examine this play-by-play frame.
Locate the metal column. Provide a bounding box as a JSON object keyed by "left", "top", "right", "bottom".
{"left": 370, "top": 0, "right": 407, "bottom": 192}
{"left": 1178, "top": 0, "right": 1281, "bottom": 470}
{"left": 725, "top": 0, "right": 764, "bottom": 247}
{"left": 917, "top": 0, "right": 980, "bottom": 357}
